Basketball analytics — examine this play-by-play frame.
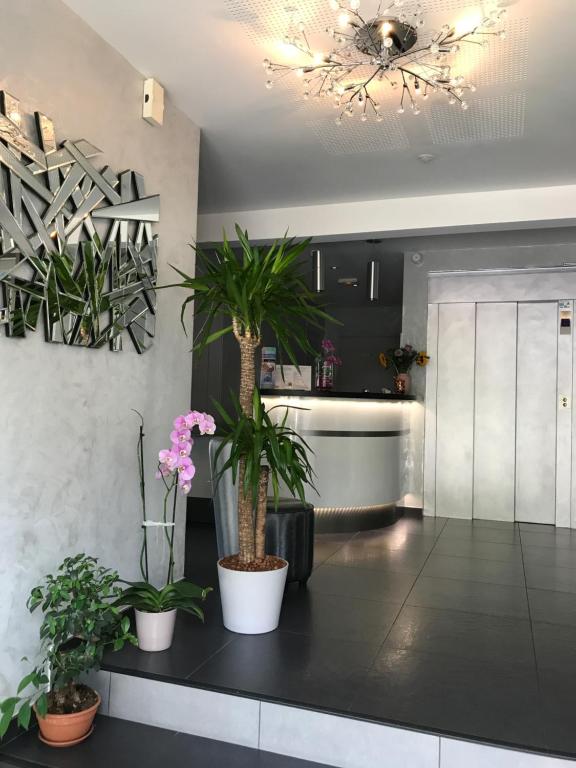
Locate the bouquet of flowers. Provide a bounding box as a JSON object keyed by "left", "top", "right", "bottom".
{"left": 378, "top": 344, "right": 430, "bottom": 374}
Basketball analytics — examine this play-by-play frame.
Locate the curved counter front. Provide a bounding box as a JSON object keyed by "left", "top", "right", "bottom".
{"left": 261, "top": 392, "right": 414, "bottom": 533}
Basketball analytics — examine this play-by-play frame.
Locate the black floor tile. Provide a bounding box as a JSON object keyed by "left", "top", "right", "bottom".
{"left": 171, "top": 731, "right": 332, "bottom": 768}
{"left": 0, "top": 716, "right": 173, "bottom": 768}
{"left": 537, "top": 670, "right": 576, "bottom": 755}
{"left": 280, "top": 589, "right": 401, "bottom": 644}
{"left": 0, "top": 716, "right": 333, "bottom": 768}
{"left": 520, "top": 529, "right": 576, "bottom": 550}
{"left": 528, "top": 588, "right": 576, "bottom": 627}
{"left": 349, "top": 648, "right": 544, "bottom": 751}
{"left": 522, "top": 545, "right": 576, "bottom": 570}
{"left": 326, "top": 540, "right": 431, "bottom": 574}
{"left": 352, "top": 528, "right": 439, "bottom": 550}
{"left": 432, "top": 536, "right": 522, "bottom": 563}
{"left": 383, "top": 516, "right": 447, "bottom": 537}
{"left": 307, "top": 564, "right": 416, "bottom": 603}
{"left": 532, "top": 621, "right": 576, "bottom": 673}
{"left": 421, "top": 552, "right": 525, "bottom": 587}
{"left": 524, "top": 563, "right": 576, "bottom": 594}
{"left": 519, "top": 522, "right": 557, "bottom": 533}
{"left": 407, "top": 575, "right": 529, "bottom": 619}
{"left": 385, "top": 604, "right": 535, "bottom": 667}
{"left": 104, "top": 608, "right": 231, "bottom": 681}
{"left": 439, "top": 524, "right": 520, "bottom": 545}
{"left": 190, "top": 630, "right": 377, "bottom": 711}
{"left": 444, "top": 518, "right": 518, "bottom": 531}
{"left": 313, "top": 533, "right": 353, "bottom": 567}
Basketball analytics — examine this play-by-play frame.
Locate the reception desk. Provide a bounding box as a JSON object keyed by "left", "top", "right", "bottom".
{"left": 261, "top": 391, "right": 415, "bottom": 532}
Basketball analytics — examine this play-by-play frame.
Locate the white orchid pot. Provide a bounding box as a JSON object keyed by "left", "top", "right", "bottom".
{"left": 135, "top": 608, "right": 177, "bottom": 652}
{"left": 217, "top": 559, "right": 288, "bottom": 634}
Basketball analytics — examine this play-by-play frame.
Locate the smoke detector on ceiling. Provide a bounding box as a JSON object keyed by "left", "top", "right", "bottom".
{"left": 417, "top": 153, "right": 436, "bottom": 163}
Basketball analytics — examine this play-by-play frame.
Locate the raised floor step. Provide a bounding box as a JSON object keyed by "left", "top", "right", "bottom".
{"left": 0, "top": 715, "right": 335, "bottom": 768}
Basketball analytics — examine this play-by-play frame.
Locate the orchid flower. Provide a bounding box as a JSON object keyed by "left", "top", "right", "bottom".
{"left": 158, "top": 409, "right": 215, "bottom": 496}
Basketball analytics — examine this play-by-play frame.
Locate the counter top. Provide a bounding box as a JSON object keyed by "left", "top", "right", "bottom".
{"left": 260, "top": 389, "right": 416, "bottom": 401}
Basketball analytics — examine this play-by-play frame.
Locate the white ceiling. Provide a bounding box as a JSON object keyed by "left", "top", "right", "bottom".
{"left": 62, "top": 0, "right": 576, "bottom": 214}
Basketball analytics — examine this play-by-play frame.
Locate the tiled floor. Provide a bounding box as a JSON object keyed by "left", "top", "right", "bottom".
{"left": 102, "top": 516, "right": 576, "bottom": 760}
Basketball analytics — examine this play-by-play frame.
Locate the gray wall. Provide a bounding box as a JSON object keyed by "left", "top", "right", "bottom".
{"left": 0, "top": 0, "right": 200, "bottom": 697}
{"left": 399, "top": 229, "right": 576, "bottom": 506}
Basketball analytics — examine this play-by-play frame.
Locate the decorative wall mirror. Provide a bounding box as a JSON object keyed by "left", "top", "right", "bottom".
{"left": 0, "top": 91, "right": 160, "bottom": 353}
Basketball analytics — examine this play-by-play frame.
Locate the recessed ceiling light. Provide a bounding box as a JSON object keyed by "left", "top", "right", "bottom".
{"left": 417, "top": 153, "right": 436, "bottom": 163}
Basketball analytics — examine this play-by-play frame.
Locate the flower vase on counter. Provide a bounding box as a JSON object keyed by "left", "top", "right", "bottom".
{"left": 316, "top": 357, "right": 335, "bottom": 390}
{"left": 378, "top": 345, "right": 430, "bottom": 396}
{"left": 393, "top": 373, "right": 411, "bottom": 394}
{"left": 315, "top": 339, "right": 342, "bottom": 391}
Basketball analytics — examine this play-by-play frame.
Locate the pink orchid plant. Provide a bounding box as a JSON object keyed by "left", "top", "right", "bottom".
{"left": 117, "top": 410, "right": 215, "bottom": 621}
{"left": 157, "top": 410, "right": 216, "bottom": 496}
{"left": 134, "top": 409, "right": 216, "bottom": 587}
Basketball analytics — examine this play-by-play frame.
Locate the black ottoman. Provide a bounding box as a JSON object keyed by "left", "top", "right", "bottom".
{"left": 265, "top": 498, "right": 315, "bottom": 587}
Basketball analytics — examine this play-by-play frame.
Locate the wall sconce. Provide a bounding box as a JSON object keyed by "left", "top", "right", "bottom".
{"left": 312, "top": 249, "right": 325, "bottom": 292}
{"left": 367, "top": 259, "right": 380, "bottom": 301}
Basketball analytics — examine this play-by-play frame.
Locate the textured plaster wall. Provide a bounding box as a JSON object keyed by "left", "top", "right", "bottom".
{"left": 0, "top": 0, "right": 199, "bottom": 696}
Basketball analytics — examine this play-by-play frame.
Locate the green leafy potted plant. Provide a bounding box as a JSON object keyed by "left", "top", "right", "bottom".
{"left": 213, "top": 390, "right": 316, "bottom": 632}
{"left": 0, "top": 554, "right": 135, "bottom": 747}
{"left": 114, "top": 411, "right": 213, "bottom": 651}
{"left": 169, "top": 225, "right": 330, "bottom": 633}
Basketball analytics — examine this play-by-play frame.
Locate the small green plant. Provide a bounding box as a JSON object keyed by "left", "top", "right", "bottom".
{"left": 0, "top": 554, "right": 136, "bottom": 738}
{"left": 115, "top": 581, "right": 210, "bottom": 619}
{"left": 214, "top": 390, "right": 316, "bottom": 561}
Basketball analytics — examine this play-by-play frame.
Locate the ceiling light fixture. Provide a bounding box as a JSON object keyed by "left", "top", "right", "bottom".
{"left": 263, "top": 0, "right": 508, "bottom": 124}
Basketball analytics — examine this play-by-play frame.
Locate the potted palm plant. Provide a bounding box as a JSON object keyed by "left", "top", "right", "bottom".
{"left": 170, "top": 225, "right": 329, "bottom": 633}
{"left": 213, "top": 391, "right": 315, "bottom": 632}
{"left": 115, "top": 411, "right": 214, "bottom": 651}
{"left": 0, "top": 554, "right": 135, "bottom": 747}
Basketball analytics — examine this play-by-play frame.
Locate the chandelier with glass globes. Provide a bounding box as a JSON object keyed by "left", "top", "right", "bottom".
{"left": 263, "top": 0, "right": 508, "bottom": 124}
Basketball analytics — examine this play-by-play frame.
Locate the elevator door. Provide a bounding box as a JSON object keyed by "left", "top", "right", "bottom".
{"left": 515, "top": 302, "right": 558, "bottom": 524}
{"left": 429, "top": 299, "right": 573, "bottom": 526}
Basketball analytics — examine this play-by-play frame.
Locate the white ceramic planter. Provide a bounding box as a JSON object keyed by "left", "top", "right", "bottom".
{"left": 217, "top": 559, "right": 288, "bottom": 634}
{"left": 135, "top": 608, "right": 177, "bottom": 652}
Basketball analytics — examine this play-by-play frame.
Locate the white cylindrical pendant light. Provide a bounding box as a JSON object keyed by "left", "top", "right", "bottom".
{"left": 368, "top": 259, "right": 380, "bottom": 301}
{"left": 312, "top": 249, "right": 325, "bottom": 292}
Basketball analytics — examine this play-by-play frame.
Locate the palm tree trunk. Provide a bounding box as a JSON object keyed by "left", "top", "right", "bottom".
{"left": 237, "top": 328, "right": 258, "bottom": 417}
{"left": 255, "top": 466, "right": 269, "bottom": 561}
{"left": 238, "top": 459, "right": 255, "bottom": 563}
{"left": 234, "top": 321, "right": 261, "bottom": 563}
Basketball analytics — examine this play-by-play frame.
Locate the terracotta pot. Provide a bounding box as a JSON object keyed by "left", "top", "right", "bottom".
{"left": 35, "top": 692, "right": 100, "bottom": 747}
{"left": 393, "top": 373, "right": 411, "bottom": 395}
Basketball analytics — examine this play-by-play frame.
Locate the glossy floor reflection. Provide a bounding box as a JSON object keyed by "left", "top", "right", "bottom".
{"left": 103, "top": 516, "right": 576, "bottom": 760}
